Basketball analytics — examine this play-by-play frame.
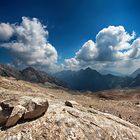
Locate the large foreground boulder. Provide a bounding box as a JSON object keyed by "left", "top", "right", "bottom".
{"left": 0, "top": 96, "right": 49, "bottom": 127}
{"left": 20, "top": 96, "right": 49, "bottom": 119}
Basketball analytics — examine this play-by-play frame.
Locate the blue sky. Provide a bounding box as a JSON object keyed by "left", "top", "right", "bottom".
{"left": 0, "top": 0, "right": 140, "bottom": 73}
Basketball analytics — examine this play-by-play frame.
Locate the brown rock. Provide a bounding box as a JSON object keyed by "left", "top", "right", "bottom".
{"left": 5, "top": 105, "right": 26, "bottom": 127}
{"left": 65, "top": 100, "right": 79, "bottom": 107}
{"left": 21, "top": 97, "right": 49, "bottom": 119}
{"left": 0, "top": 96, "right": 49, "bottom": 127}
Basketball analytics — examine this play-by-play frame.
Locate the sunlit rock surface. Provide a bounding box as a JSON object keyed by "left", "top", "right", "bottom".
{"left": 0, "top": 76, "right": 140, "bottom": 140}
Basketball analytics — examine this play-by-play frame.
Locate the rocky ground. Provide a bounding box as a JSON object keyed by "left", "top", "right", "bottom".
{"left": 0, "top": 76, "right": 140, "bottom": 140}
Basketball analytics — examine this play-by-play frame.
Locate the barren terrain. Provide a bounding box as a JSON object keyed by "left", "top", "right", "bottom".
{"left": 0, "top": 76, "right": 140, "bottom": 139}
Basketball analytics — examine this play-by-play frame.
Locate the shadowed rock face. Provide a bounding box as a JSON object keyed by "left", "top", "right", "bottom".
{"left": 5, "top": 105, "right": 26, "bottom": 127}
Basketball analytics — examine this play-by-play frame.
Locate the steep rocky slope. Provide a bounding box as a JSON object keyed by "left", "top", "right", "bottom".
{"left": 0, "top": 76, "right": 140, "bottom": 140}
{"left": 0, "top": 64, "right": 64, "bottom": 87}
{"left": 0, "top": 64, "right": 22, "bottom": 79}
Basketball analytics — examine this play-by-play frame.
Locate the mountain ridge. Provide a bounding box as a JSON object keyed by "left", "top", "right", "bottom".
{"left": 130, "top": 68, "right": 140, "bottom": 78}
{"left": 0, "top": 64, "right": 64, "bottom": 87}
{"left": 54, "top": 67, "right": 138, "bottom": 91}
{"left": 1, "top": 64, "right": 140, "bottom": 92}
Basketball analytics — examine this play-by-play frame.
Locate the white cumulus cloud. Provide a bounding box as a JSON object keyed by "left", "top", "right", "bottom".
{"left": 1, "top": 20, "right": 140, "bottom": 74}
{"left": 0, "top": 23, "right": 14, "bottom": 41}
{"left": 0, "top": 17, "right": 58, "bottom": 70}
{"left": 76, "top": 40, "right": 98, "bottom": 61}
{"left": 96, "top": 26, "right": 135, "bottom": 61}
{"left": 64, "top": 26, "right": 140, "bottom": 74}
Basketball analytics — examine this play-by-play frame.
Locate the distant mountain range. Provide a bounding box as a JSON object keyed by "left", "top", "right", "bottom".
{"left": 1, "top": 64, "right": 140, "bottom": 92}
{"left": 0, "top": 64, "right": 64, "bottom": 87}
{"left": 98, "top": 69, "right": 126, "bottom": 77}
{"left": 130, "top": 68, "right": 140, "bottom": 78}
{"left": 54, "top": 67, "right": 140, "bottom": 91}
{"left": 0, "top": 64, "right": 22, "bottom": 79}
